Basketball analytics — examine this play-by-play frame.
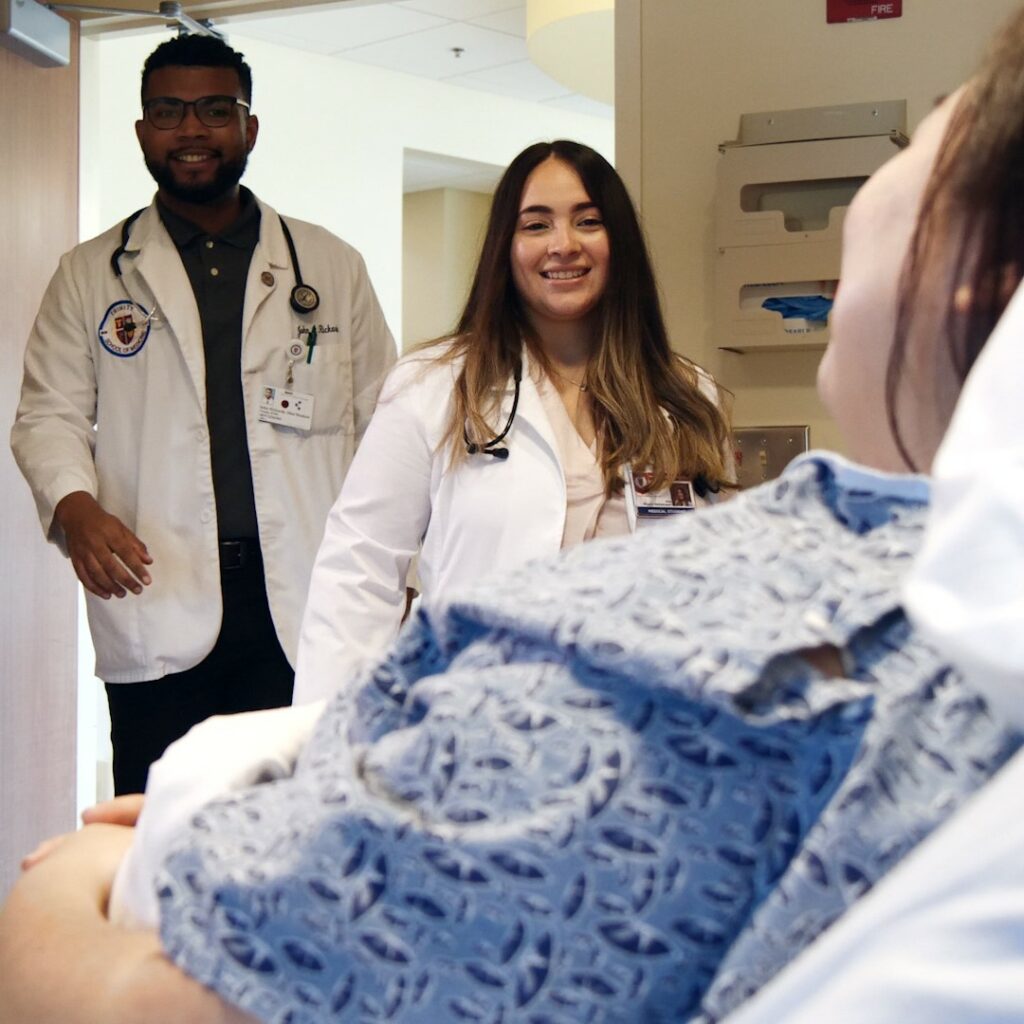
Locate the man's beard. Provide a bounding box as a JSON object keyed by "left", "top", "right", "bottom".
{"left": 145, "top": 150, "right": 248, "bottom": 205}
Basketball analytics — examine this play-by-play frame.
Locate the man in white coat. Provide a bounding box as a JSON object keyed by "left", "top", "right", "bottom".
{"left": 10, "top": 33, "right": 395, "bottom": 794}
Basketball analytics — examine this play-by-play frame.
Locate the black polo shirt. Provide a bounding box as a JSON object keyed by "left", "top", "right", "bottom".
{"left": 158, "top": 189, "right": 261, "bottom": 541}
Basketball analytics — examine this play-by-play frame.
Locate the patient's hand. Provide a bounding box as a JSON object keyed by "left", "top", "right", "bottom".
{"left": 21, "top": 833, "right": 73, "bottom": 871}
{"left": 1, "top": 823, "right": 259, "bottom": 1023}
{"left": 56, "top": 823, "right": 137, "bottom": 894}
{"left": 82, "top": 793, "right": 146, "bottom": 828}
{"left": 18, "top": 823, "right": 134, "bottom": 901}
{"left": 21, "top": 795, "right": 146, "bottom": 872}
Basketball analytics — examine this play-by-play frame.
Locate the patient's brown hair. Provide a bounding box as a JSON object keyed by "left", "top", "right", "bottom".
{"left": 888, "top": 9, "right": 1024, "bottom": 467}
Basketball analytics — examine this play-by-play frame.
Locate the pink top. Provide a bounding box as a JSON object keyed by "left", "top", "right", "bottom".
{"left": 534, "top": 368, "right": 630, "bottom": 547}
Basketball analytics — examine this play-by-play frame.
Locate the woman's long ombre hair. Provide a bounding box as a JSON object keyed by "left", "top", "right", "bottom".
{"left": 428, "top": 140, "right": 733, "bottom": 494}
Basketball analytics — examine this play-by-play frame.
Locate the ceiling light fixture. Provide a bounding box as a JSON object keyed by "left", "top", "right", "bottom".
{"left": 526, "top": 0, "right": 613, "bottom": 104}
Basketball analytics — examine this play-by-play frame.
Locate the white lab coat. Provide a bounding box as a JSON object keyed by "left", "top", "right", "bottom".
{"left": 11, "top": 198, "right": 395, "bottom": 683}
{"left": 293, "top": 349, "right": 720, "bottom": 703}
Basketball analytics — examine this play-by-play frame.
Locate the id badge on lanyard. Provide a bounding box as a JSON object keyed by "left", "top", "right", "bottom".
{"left": 625, "top": 465, "right": 696, "bottom": 530}
{"left": 258, "top": 337, "right": 316, "bottom": 430}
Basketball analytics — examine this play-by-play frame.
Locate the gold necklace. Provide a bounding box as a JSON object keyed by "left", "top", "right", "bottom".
{"left": 548, "top": 364, "right": 589, "bottom": 391}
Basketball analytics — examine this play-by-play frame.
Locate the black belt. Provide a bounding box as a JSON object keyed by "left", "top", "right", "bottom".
{"left": 219, "top": 538, "right": 260, "bottom": 570}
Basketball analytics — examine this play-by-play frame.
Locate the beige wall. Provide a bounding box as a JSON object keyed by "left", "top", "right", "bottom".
{"left": 403, "top": 187, "right": 493, "bottom": 350}
{"left": 616, "top": 0, "right": 1022, "bottom": 451}
{"left": 0, "top": 30, "right": 80, "bottom": 897}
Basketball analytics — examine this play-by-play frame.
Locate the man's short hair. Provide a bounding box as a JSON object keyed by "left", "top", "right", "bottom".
{"left": 141, "top": 34, "right": 253, "bottom": 104}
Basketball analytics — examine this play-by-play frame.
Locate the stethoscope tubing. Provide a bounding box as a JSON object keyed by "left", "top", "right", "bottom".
{"left": 463, "top": 358, "right": 522, "bottom": 460}
{"left": 110, "top": 208, "right": 320, "bottom": 316}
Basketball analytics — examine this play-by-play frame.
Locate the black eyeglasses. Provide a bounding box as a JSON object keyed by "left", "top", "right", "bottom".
{"left": 142, "top": 95, "right": 250, "bottom": 130}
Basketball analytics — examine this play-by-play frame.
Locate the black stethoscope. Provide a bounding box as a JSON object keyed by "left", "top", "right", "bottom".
{"left": 111, "top": 209, "right": 321, "bottom": 315}
{"left": 464, "top": 359, "right": 522, "bottom": 460}
{"left": 460, "top": 357, "right": 720, "bottom": 495}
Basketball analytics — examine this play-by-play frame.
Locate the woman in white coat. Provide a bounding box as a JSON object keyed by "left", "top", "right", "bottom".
{"left": 293, "top": 140, "right": 733, "bottom": 702}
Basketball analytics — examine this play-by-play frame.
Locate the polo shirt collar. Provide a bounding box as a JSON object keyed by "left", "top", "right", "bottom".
{"left": 156, "top": 185, "right": 260, "bottom": 249}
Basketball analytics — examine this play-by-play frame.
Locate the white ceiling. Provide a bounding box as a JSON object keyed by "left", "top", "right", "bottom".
{"left": 402, "top": 148, "right": 505, "bottom": 194}
{"left": 224, "top": 0, "right": 612, "bottom": 195}
{"left": 226, "top": 0, "right": 613, "bottom": 120}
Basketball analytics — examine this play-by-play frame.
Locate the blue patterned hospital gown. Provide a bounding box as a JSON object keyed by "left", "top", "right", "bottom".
{"left": 158, "top": 454, "right": 1019, "bottom": 1024}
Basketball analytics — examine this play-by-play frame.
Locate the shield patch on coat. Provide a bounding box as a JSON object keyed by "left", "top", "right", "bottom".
{"left": 99, "top": 300, "right": 150, "bottom": 356}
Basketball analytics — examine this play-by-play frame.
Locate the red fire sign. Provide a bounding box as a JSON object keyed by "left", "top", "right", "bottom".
{"left": 828, "top": 0, "right": 902, "bottom": 23}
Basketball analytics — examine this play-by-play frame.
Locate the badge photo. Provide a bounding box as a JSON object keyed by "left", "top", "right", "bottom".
{"left": 98, "top": 300, "right": 151, "bottom": 357}
{"left": 625, "top": 466, "right": 697, "bottom": 530}
{"left": 258, "top": 384, "right": 316, "bottom": 431}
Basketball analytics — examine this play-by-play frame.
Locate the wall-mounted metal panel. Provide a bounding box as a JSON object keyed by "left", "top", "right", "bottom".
{"left": 733, "top": 426, "right": 810, "bottom": 489}
{"left": 1, "top": 0, "right": 70, "bottom": 66}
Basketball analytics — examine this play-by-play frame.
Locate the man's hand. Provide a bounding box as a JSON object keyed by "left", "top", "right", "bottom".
{"left": 54, "top": 491, "right": 153, "bottom": 599}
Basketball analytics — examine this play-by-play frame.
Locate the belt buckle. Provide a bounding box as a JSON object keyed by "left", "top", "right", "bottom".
{"left": 219, "top": 539, "right": 246, "bottom": 570}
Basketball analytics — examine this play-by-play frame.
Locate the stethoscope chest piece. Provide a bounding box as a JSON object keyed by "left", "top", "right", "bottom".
{"left": 280, "top": 217, "right": 321, "bottom": 315}
{"left": 290, "top": 283, "right": 320, "bottom": 314}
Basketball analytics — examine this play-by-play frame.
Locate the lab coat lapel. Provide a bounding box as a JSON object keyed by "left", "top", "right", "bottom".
{"left": 510, "top": 365, "right": 561, "bottom": 472}
{"left": 128, "top": 203, "right": 207, "bottom": 406}
{"left": 242, "top": 202, "right": 291, "bottom": 342}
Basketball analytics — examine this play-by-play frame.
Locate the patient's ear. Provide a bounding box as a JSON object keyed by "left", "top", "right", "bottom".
{"left": 953, "top": 261, "right": 1021, "bottom": 313}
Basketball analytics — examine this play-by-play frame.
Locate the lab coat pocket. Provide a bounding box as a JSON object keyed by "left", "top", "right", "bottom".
{"left": 290, "top": 333, "right": 355, "bottom": 435}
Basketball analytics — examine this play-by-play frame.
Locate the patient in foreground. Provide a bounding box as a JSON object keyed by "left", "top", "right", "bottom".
{"left": 725, "top": 288, "right": 1024, "bottom": 1024}
{"left": 725, "top": 68, "right": 1024, "bottom": 1021}
{"left": 4, "top": 14, "right": 1024, "bottom": 1022}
